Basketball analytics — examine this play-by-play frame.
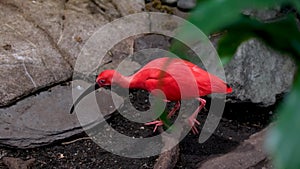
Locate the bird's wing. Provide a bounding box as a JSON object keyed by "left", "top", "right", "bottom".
{"left": 165, "top": 58, "right": 231, "bottom": 95}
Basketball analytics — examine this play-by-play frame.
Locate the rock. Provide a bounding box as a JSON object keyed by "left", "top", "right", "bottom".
{"left": 133, "top": 34, "right": 175, "bottom": 68}
{"left": 161, "top": 0, "right": 178, "bottom": 5}
{"left": 112, "top": 0, "right": 145, "bottom": 16}
{"left": 97, "top": 37, "right": 136, "bottom": 74}
{"left": 0, "top": 0, "right": 140, "bottom": 107}
{"left": 177, "top": 0, "right": 196, "bottom": 11}
{"left": 73, "top": 12, "right": 150, "bottom": 75}
{"left": 243, "top": 6, "right": 281, "bottom": 21}
{"left": 0, "top": 3, "right": 72, "bottom": 107}
{"left": 59, "top": 0, "right": 112, "bottom": 65}
{"left": 74, "top": 37, "right": 137, "bottom": 82}
{"left": 0, "top": 80, "right": 123, "bottom": 148}
{"left": 134, "top": 34, "right": 171, "bottom": 51}
{"left": 1, "top": 0, "right": 121, "bottom": 65}
{"left": 0, "top": 150, "right": 6, "bottom": 159}
{"left": 2, "top": 157, "right": 35, "bottom": 169}
{"left": 198, "top": 126, "right": 270, "bottom": 169}
{"left": 154, "top": 144, "right": 179, "bottom": 169}
{"left": 153, "top": 128, "right": 181, "bottom": 169}
{"left": 225, "top": 39, "right": 296, "bottom": 106}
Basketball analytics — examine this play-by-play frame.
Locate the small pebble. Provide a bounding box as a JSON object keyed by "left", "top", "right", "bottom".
{"left": 161, "top": 0, "right": 177, "bottom": 5}
{"left": 58, "top": 153, "right": 65, "bottom": 159}
{"left": 177, "top": 0, "right": 196, "bottom": 10}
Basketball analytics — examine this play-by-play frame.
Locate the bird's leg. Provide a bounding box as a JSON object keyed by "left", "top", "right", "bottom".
{"left": 188, "top": 98, "right": 206, "bottom": 134}
{"left": 145, "top": 120, "right": 164, "bottom": 132}
{"left": 145, "top": 100, "right": 181, "bottom": 132}
{"left": 145, "top": 100, "right": 178, "bottom": 133}
{"left": 167, "top": 101, "right": 180, "bottom": 118}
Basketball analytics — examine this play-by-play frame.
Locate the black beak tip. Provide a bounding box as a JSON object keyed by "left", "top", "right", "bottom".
{"left": 70, "top": 105, "right": 75, "bottom": 114}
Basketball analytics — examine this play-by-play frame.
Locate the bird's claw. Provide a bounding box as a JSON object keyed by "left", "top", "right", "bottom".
{"left": 188, "top": 117, "right": 200, "bottom": 134}
{"left": 145, "top": 120, "right": 164, "bottom": 132}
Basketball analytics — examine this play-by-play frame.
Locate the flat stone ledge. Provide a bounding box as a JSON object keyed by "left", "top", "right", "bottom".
{"left": 198, "top": 126, "right": 271, "bottom": 169}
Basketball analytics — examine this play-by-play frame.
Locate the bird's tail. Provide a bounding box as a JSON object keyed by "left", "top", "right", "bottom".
{"left": 209, "top": 75, "right": 233, "bottom": 94}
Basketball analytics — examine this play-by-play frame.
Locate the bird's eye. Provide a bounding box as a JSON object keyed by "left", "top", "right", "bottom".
{"left": 100, "top": 79, "right": 105, "bottom": 84}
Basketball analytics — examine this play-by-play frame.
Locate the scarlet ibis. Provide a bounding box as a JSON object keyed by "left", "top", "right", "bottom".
{"left": 70, "top": 57, "right": 232, "bottom": 134}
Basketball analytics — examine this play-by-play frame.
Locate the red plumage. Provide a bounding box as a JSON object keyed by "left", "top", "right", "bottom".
{"left": 84, "top": 57, "right": 232, "bottom": 134}
{"left": 97, "top": 57, "right": 231, "bottom": 99}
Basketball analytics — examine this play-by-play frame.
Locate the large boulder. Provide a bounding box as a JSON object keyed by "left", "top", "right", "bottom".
{"left": 198, "top": 126, "right": 271, "bottom": 169}
{"left": 0, "top": 2, "right": 72, "bottom": 106}
{"left": 225, "top": 39, "right": 296, "bottom": 106}
{"left": 0, "top": 0, "right": 146, "bottom": 107}
{"left": 0, "top": 0, "right": 143, "bottom": 148}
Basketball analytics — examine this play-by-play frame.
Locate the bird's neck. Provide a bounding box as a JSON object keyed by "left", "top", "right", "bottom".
{"left": 113, "top": 72, "right": 131, "bottom": 88}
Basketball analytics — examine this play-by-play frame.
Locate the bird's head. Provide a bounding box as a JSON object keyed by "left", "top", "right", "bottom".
{"left": 96, "top": 70, "right": 116, "bottom": 87}
{"left": 70, "top": 70, "right": 118, "bottom": 114}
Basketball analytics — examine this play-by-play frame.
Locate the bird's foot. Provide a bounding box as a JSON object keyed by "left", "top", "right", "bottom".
{"left": 145, "top": 120, "right": 164, "bottom": 132}
{"left": 188, "top": 117, "right": 200, "bottom": 134}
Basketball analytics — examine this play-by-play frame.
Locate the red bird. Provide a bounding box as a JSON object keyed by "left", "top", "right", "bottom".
{"left": 70, "top": 57, "right": 232, "bottom": 134}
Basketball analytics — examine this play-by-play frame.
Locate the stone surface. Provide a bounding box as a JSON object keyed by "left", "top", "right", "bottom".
{"left": 58, "top": 0, "right": 110, "bottom": 65}
{"left": 161, "top": 0, "right": 178, "bottom": 5}
{"left": 177, "top": 0, "right": 196, "bottom": 10}
{"left": 97, "top": 37, "right": 136, "bottom": 73}
{"left": 2, "top": 157, "right": 35, "bottom": 169}
{"left": 0, "top": 80, "right": 123, "bottom": 148}
{"left": 225, "top": 39, "right": 296, "bottom": 106}
{"left": 243, "top": 6, "right": 281, "bottom": 21}
{"left": 134, "top": 34, "right": 171, "bottom": 51}
{"left": 0, "top": 2, "right": 72, "bottom": 107}
{"left": 0, "top": 0, "right": 136, "bottom": 106}
{"left": 112, "top": 0, "right": 145, "bottom": 16}
{"left": 153, "top": 128, "right": 181, "bottom": 169}
{"left": 198, "top": 126, "right": 270, "bottom": 169}
{"left": 1, "top": 0, "right": 120, "bottom": 64}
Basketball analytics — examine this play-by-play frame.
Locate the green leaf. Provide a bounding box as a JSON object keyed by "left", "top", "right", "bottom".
{"left": 291, "top": 0, "right": 300, "bottom": 11}
{"left": 188, "top": 0, "right": 290, "bottom": 35}
{"left": 266, "top": 75, "right": 300, "bottom": 169}
{"left": 219, "top": 55, "right": 233, "bottom": 65}
{"left": 218, "top": 14, "right": 300, "bottom": 60}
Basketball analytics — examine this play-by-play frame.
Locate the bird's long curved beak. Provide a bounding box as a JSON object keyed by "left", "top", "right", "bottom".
{"left": 70, "top": 83, "right": 100, "bottom": 114}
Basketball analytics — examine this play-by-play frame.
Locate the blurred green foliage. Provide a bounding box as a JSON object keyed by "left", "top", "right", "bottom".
{"left": 178, "top": 0, "right": 300, "bottom": 168}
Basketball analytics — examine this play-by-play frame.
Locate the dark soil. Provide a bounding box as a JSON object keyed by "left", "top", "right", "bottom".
{"left": 0, "top": 89, "right": 275, "bottom": 169}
